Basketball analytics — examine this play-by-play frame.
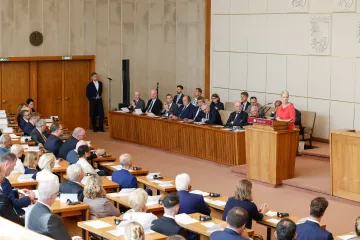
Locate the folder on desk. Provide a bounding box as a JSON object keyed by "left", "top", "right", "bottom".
{"left": 2, "top": 127, "right": 13, "bottom": 133}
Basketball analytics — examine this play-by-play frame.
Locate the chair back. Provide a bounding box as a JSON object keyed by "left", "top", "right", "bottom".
{"left": 224, "top": 102, "right": 234, "bottom": 111}
{"left": 219, "top": 110, "right": 232, "bottom": 124}
{"left": 301, "top": 111, "right": 316, "bottom": 130}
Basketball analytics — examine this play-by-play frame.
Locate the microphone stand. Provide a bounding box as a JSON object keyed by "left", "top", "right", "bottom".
{"left": 156, "top": 82, "right": 159, "bottom": 98}
{"left": 107, "top": 77, "right": 113, "bottom": 111}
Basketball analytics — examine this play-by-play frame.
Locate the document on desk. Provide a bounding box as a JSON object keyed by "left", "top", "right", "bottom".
{"left": 2, "top": 127, "right": 13, "bottom": 133}
{"left": 338, "top": 234, "right": 357, "bottom": 240}
{"left": 112, "top": 165, "right": 123, "bottom": 170}
{"left": 190, "top": 190, "right": 210, "bottom": 197}
{"left": 210, "top": 200, "right": 226, "bottom": 206}
{"left": 265, "top": 211, "right": 278, "bottom": 217}
{"left": 175, "top": 213, "right": 199, "bottom": 225}
{"left": 25, "top": 146, "right": 40, "bottom": 152}
{"left": 20, "top": 144, "right": 29, "bottom": 149}
{"left": 60, "top": 194, "right": 78, "bottom": 203}
{"left": 106, "top": 176, "right": 112, "bottom": 181}
{"left": 84, "top": 220, "right": 112, "bottom": 229}
{"left": 10, "top": 134, "right": 20, "bottom": 139}
{"left": 118, "top": 188, "right": 136, "bottom": 196}
{"left": 201, "top": 222, "right": 216, "bottom": 228}
{"left": 147, "top": 172, "right": 161, "bottom": 178}
{"left": 266, "top": 218, "right": 280, "bottom": 224}
{"left": 159, "top": 181, "right": 173, "bottom": 187}
{"left": 17, "top": 174, "right": 35, "bottom": 182}
{"left": 151, "top": 180, "right": 163, "bottom": 184}
{"left": 146, "top": 195, "right": 162, "bottom": 206}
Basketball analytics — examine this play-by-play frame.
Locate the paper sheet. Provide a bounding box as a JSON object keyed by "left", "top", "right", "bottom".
{"left": 84, "top": 220, "right": 112, "bottom": 229}
{"left": 204, "top": 198, "right": 212, "bottom": 203}
{"left": 60, "top": 194, "right": 78, "bottom": 203}
{"left": 108, "top": 229, "right": 125, "bottom": 236}
{"left": 159, "top": 182, "right": 174, "bottom": 188}
{"left": 190, "top": 190, "right": 210, "bottom": 197}
{"left": 146, "top": 195, "right": 162, "bottom": 206}
{"left": 175, "top": 213, "right": 199, "bottom": 225}
{"left": 106, "top": 176, "right": 112, "bottom": 181}
{"left": 151, "top": 180, "right": 163, "bottom": 184}
{"left": 147, "top": 172, "right": 161, "bottom": 178}
{"left": 266, "top": 218, "right": 280, "bottom": 224}
{"left": 107, "top": 192, "right": 120, "bottom": 197}
{"left": 201, "top": 222, "right": 216, "bottom": 228}
{"left": 338, "top": 234, "right": 357, "bottom": 240}
{"left": 118, "top": 188, "right": 136, "bottom": 196}
{"left": 265, "top": 211, "right": 278, "bottom": 217}
{"left": 10, "top": 134, "right": 20, "bottom": 139}
{"left": 210, "top": 200, "right": 226, "bottom": 206}
{"left": 2, "top": 128, "right": 13, "bottom": 133}
{"left": 17, "top": 174, "right": 34, "bottom": 181}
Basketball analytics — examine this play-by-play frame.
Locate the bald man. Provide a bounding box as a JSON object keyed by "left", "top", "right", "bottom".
{"left": 199, "top": 103, "right": 222, "bottom": 125}
{"left": 145, "top": 89, "right": 163, "bottom": 115}
{"left": 226, "top": 101, "right": 248, "bottom": 128}
{"left": 131, "top": 92, "right": 145, "bottom": 111}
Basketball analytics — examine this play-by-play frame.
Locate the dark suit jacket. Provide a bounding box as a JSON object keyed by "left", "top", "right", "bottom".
{"left": 23, "top": 122, "right": 35, "bottom": 136}
{"left": 1, "top": 178, "right": 31, "bottom": 215}
{"left": 226, "top": 111, "right": 248, "bottom": 128}
{"left": 44, "top": 134, "right": 63, "bottom": 157}
{"left": 25, "top": 202, "right": 72, "bottom": 240}
{"left": 177, "top": 190, "right": 211, "bottom": 215}
{"left": 296, "top": 220, "right": 333, "bottom": 240}
{"left": 30, "top": 127, "right": 47, "bottom": 146}
{"left": 161, "top": 103, "right": 178, "bottom": 117}
{"left": 59, "top": 181, "right": 84, "bottom": 202}
{"left": 19, "top": 118, "right": 27, "bottom": 131}
{"left": 86, "top": 81, "right": 103, "bottom": 102}
{"left": 173, "top": 94, "right": 184, "bottom": 104}
{"left": 145, "top": 99, "right": 163, "bottom": 115}
{"left": 193, "top": 107, "right": 203, "bottom": 122}
{"left": 66, "top": 150, "right": 97, "bottom": 165}
{"left": 24, "top": 167, "right": 38, "bottom": 180}
{"left": 58, "top": 136, "right": 78, "bottom": 159}
{"left": 243, "top": 101, "right": 251, "bottom": 113}
{"left": 201, "top": 109, "right": 222, "bottom": 125}
{"left": 210, "top": 228, "right": 248, "bottom": 240}
{"left": 210, "top": 102, "right": 224, "bottom": 111}
{"left": 0, "top": 190, "right": 24, "bottom": 226}
{"left": 151, "top": 216, "right": 188, "bottom": 238}
{"left": 175, "top": 104, "right": 196, "bottom": 119}
{"left": 112, "top": 169, "right": 138, "bottom": 189}
{"left": 132, "top": 99, "right": 146, "bottom": 110}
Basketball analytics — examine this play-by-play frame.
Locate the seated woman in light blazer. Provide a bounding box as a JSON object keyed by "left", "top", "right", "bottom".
{"left": 10, "top": 144, "right": 25, "bottom": 174}
{"left": 83, "top": 175, "right": 120, "bottom": 219}
{"left": 123, "top": 188, "right": 157, "bottom": 231}
{"left": 36, "top": 153, "right": 59, "bottom": 187}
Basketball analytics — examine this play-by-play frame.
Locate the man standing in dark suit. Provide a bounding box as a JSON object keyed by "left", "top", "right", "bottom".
{"left": 170, "top": 96, "right": 196, "bottom": 120}
{"left": 226, "top": 101, "right": 248, "bottom": 128}
{"left": 151, "top": 194, "right": 187, "bottom": 238}
{"left": 210, "top": 207, "right": 249, "bottom": 240}
{"left": 240, "top": 92, "right": 251, "bottom": 113}
{"left": 296, "top": 197, "right": 333, "bottom": 240}
{"left": 162, "top": 94, "right": 178, "bottom": 117}
{"left": 58, "top": 127, "right": 86, "bottom": 159}
{"left": 145, "top": 89, "right": 163, "bottom": 115}
{"left": 173, "top": 85, "right": 184, "bottom": 105}
{"left": 86, "top": 72, "right": 104, "bottom": 132}
{"left": 30, "top": 119, "right": 49, "bottom": 146}
{"left": 44, "top": 123, "right": 64, "bottom": 157}
{"left": 275, "top": 218, "right": 297, "bottom": 240}
{"left": 23, "top": 112, "right": 40, "bottom": 136}
{"left": 25, "top": 182, "right": 73, "bottom": 240}
{"left": 130, "top": 91, "right": 146, "bottom": 111}
{"left": 59, "top": 164, "right": 84, "bottom": 202}
{"left": 198, "top": 103, "right": 222, "bottom": 125}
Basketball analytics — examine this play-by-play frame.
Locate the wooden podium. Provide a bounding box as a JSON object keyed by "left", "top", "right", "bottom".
{"left": 244, "top": 118, "right": 298, "bottom": 185}
{"left": 330, "top": 130, "right": 360, "bottom": 202}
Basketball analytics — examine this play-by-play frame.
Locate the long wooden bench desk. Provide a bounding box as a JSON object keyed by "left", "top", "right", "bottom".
{"left": 7, "top": 172, "right": 38, "bottom": 189}
{"left": 63, "top": 175, "right": 120, "bottom": 193}
{"left": 78, "top": 216, "right": 167, "bottom": 240}
{"left": 136, "top": 176, "right": 177, "bottom": 196}
{"left": 99, "top": 161, "right": 149, "bottom": 176}
{"left": 108, "top": 111, "right": 246, "bottom": 165}
{"left": 335, "top": 232, "right": 358, "bottom": 240}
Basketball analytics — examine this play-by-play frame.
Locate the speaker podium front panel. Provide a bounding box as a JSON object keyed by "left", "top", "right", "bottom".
{"left": 245, "top": 118, "right": 298, "bottom": 185}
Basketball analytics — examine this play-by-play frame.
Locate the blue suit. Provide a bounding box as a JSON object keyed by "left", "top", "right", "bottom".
{"left": 296, "top": 220, "right": 333, "bottom": 240}
{"left": 66, "top": 150, "right": 78, "bottom": 164}
{"left": 175, "top": 104, "right": 196, "bottom": 119}
{"left": 1, "top": 178, "right": 31, "bottom": 215}
{"left": 23, "top": 122, "right": 35, "bottom": 136}
{"left": 210, "top": 228, "right": 248, "bottom": 240}
{"left": 112, "top": 169, "right": 138, "bottom": 188}
{"left": 44, "top": 134, "right": 63, "bottom": 157}
{"left": 177, "top": 190, "right": 211, "bottom": 215}
{"left": 24, "top": 168, "right": 38, "bottom": 180}
{"left": 173, "top": 94, "right": 184, "bottom": 105}
{"left": 19, "top": 118, "right": 27, "bottom": 131}
{"left": 210, "top": 101, "right": 224, "bottom": 111}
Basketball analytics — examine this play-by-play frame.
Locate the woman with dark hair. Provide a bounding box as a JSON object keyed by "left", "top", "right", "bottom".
{"left": 210, "top": 93, "right": 224, "bottom": 111}
{"left": 26, "top": 98, "right": 35, "bottom": 112}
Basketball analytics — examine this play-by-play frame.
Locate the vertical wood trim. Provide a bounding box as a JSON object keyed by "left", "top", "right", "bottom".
{"left": 0, "top": 64, "right": 2, "bottom": 110}
{"left": 204, "top": 0, "right": 211, "bottom": 99}
{"left": 29, "top": 62, "right": 38, "bottom": 109}
{"left": 61, "top": 61, "right": 65, "bottom": 122}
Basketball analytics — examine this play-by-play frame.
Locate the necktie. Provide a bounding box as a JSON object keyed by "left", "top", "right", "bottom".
{"left": 193, "top": 109, "right": 200, "bottom": 120}
{"left": 148, "top": 100, "right": 154, "bottom": 112}
{"left": 176, "top": 96, "right": 179, "bottom": 104}
{"left": 234, "top": 112, "right": 239, "bottom": 121}
{"left": 179, "top": 106, "right": 187, "bottom": 118}
{"left": 206, "top": 113, "right": 209, "bottom": 119}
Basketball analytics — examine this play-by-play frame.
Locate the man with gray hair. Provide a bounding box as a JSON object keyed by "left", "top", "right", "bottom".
{"left": 25, "top": 182, "right": 79, "bottom": 240}
{"left": 58, "top": 127, "right": 86, "bottom": 159}
{"left": 66, "top": 140, "right": 105, "bottom": 165}
{"left": 196, "top": 103, "right": 222, "bottom": 125}
{"left": 30, "top": 119, "right": 49, "bottom": 146}
{"left": 44, "top": 123, "right": 64, "bottom": 157}
{"left": 59, "top": 164, "right": 84, "bottom": 201}
{"left": 0, "top": 134, "right": 12, "bottom": 155}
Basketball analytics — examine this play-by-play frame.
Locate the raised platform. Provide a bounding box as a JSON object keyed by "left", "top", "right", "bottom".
{"left": 302, "top": 141, "right": 330, "bottom": 160}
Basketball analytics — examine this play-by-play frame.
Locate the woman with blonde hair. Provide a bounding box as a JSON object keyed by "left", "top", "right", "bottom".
{"left": 10, "top": 144, "right": 25, "bottom": 174}
{"left": 276, "top": 90, "right": 296, "bottom": 130}
{"left": 36, "top": 153, "right": 59, "bottom": 187}
{"left": 123, "top": 188, "right": 157, "bottom": 230}
{"left": 124, "top": 222, "right": 145, "bottom": 240}
{"left": 222, "top": 179, "right": 269, "bottom": 229}
{"left": 83, "top": 175, "right": 120, "bottom": 219}
{"left": 23, "top": 152, "right": 40, "bottom": 179}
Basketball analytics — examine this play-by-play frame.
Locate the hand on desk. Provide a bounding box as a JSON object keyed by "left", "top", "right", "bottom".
{"left": 259, "top": 203, "right": 269, "bottom": 214}
{"left": 184, "top": 118, "right": 194, "bottom": 123}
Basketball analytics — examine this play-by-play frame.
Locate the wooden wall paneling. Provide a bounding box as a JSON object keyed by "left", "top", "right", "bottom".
{"left": 1, "top": 62, "right": 30, "bottom": 113}
{"left": 63, "top": 60, "right": 90, "bottom": 129}
{"left": 29, "top": 62, "right": 38, "bottom": 110}
{"left": 36, "top": 61, "right": 63, "bottom": 119}
{"left": 204, "top": 0, "right": 211, "bottom": 99}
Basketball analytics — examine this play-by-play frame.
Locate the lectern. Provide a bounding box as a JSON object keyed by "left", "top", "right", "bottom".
{"left": 244, "top": 118, "right": 298, "bottom": 185}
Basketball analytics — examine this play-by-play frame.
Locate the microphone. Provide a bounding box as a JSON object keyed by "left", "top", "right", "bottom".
{"left": 107, "top": 77, "right": 113, "bottom": 81}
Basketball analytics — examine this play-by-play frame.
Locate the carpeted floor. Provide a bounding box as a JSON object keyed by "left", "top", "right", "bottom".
{"left": 302, "top": 141, "right": 330, "bottom": 159}
{"left": 87, "top": 131, "right": 358, "bottom": 238}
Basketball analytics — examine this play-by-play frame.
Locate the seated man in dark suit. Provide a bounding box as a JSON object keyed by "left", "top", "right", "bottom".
{"left": 130, "top": 91, "right": 146, "bottom": 111}
{"left": 25, "top": 182, "right": 73, "bottom": 240}
{"left": 151, "top": 194, "right": 187, "bottom": 238}
{"left": 170, "top": 95, "right": 196, "bottom": 120}
{"left": 23, "top": 112, "right": 40, "bottom": 136}
{"left": 0, "top": 152, "right": 35, "bottom": 215}
{"left": 66, "top": 140, "right": 104, "bottom": 165}
{"left": 162, "top": 94, "right": 178, "bottom": 117}
{"left": 18, "top": 109, "right": 31, "bottom": 131}
{"left": 58, "top": 127, "right": 86, "bottom": 159}
{"left": 0, "top": 164, "right": 25, "bottom": 226}
{"left": 30, "top": 119, "right": 49, "bottom": 146}
{"left": 197, "top": 103, "right": 222, "bottom": 125}
{"left": 226, "top": 101, "right": 248, "bottom": 128}
{"left": 44, "top": 123, "right": 64, "bottom": 157}
{"left": 275, "top": 218, "right": 297, "bottom": 240}
{"left": 210, "top": 207, "right": 249, "bottom": 240}
{"left": 296, "top": 197, "right": 333, "bottom": 240}
{"left": 145, "top": 89, "right": 163, "bottom": 115}
{"left": 190, "top": 96, "right": 205, "bottom": 122}
{"left": 59, "top": 164, "right": 84, "bottom": 202}
{"left": 173, "top": 85, "right": 184, "bottom": 105}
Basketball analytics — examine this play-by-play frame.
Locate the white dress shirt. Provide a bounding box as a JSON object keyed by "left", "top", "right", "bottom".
{"left": 163, "top": 214, "right": 175, "bottom": 220}
{"left": 36, "top": 169, "right": 59, "bottom": 187}
{"left": 77, "top": 157, "right": 96, "bottom": 174}
{"left": 93, "top": 81, "right": 99, "bottom": 91}
{"left": 123, "top": 211, "right": 157, "bottom": 230}
{"left": 148, "top": 99, "right": 156, "bottom": 112}
{"left": 12, "top": 159, "right": 25, "bottom": 174}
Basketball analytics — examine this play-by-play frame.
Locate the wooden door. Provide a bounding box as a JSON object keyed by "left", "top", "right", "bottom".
{"left": 37, "top": 61, "right": 63, "bottom": 119}
{"left": 63, "top": 61, "right": 90, "bottom": 129}
{"left": 1, "top": 62, "right": 30, "bottom": 113}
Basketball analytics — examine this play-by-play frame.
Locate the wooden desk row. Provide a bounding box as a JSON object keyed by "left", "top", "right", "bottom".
{"left": 108, "top": 111, "right": 246, "bottom": 165}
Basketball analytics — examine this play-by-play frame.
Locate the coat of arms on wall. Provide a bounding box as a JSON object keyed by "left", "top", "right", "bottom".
{"left": 310, "top": 15, "right": 331, "bottom": 55}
